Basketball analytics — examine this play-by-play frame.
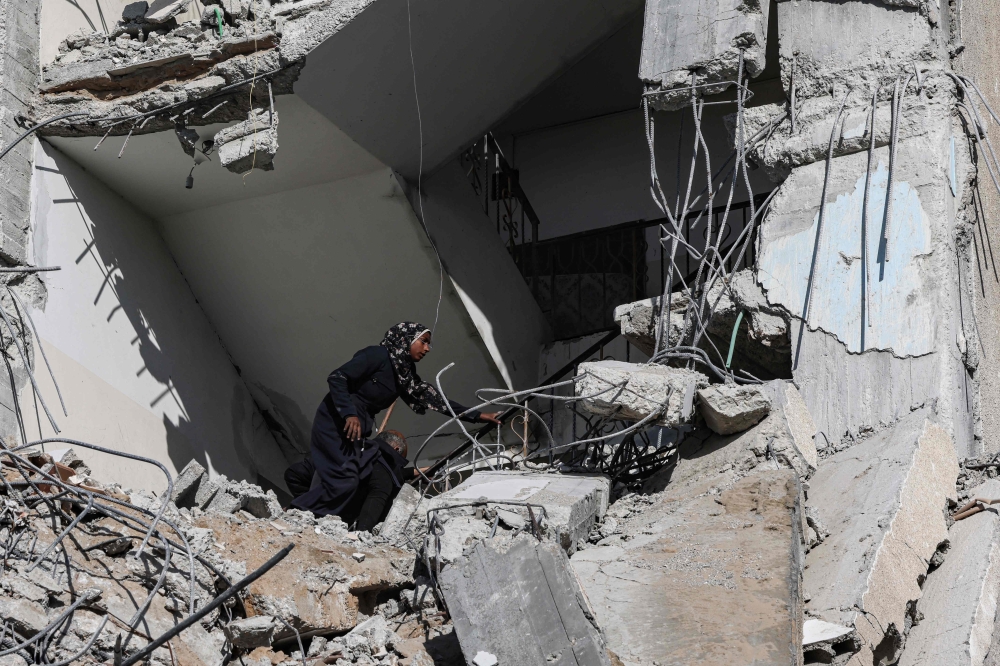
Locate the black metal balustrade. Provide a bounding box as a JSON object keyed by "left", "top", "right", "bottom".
{"left": 460, "top": 135, "right": 770, "bottom": 340}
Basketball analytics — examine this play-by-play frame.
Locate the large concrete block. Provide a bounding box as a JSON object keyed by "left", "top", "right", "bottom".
{"left": 613, "top": 270, "right": 791, "bottom": 379}
{"left": 572, "top": 469, "right": 804, "bottom": 665}
{"left": 899, "top": 479, "right": 1000, "bottom": 666}
{"left": 641, "top": 0, "right": 770, "bottom": 110}
{"left": 698, "top": 383, "right": 771, "bottom": 435}
{"left": 576, "top": 360, "right": 708, "bottom": 426}
{"left": 422, "top": 472, "right": 610, "bottom": 564}
{"left": 215, "top": 108, "right": 279, "bottom": 173}
{"left": 441, "top": 536, "right": 612, "bottom": 666}
{"left": 804, "top": 408, "right": 958, "bottom": 666}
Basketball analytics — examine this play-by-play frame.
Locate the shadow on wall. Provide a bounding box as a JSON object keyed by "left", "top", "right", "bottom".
{"left": 38, "top": 143, "right": 280, "bottom": 485}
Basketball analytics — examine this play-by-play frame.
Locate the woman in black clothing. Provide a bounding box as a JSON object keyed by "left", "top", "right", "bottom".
{"left": 285, "top": 321, "right": 500, "bottom": 519}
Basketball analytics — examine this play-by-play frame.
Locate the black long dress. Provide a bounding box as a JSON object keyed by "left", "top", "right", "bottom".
{"left": 287, "top": 345, "right": 480, "bottom": 518}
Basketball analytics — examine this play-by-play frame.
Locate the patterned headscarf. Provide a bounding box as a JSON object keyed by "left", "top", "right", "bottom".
{"left": 380, "top": 322, "right": 449, "bottom": 415}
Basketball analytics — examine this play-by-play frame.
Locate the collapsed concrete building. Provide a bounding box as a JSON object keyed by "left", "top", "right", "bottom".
{"left": 0, "top": 0, "right": 995, "bottom": 663}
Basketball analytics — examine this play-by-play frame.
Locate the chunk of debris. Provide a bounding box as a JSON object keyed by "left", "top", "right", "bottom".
{"left": 215, "top": 108, "right": 279, "bottom": 173}
{"left": 613, "top": 271, "right": 792, "bottom": 379}
{"left": 418, "top": 471, "right": 610, "bottom": 564}
{"left": 441, "top": 535, "right": 612, "bottom": 666}
{"left": 804, "top": 408, "right": 958, "bottom": 666}
{"left": 640, "top": 0, "right": 771, "bottom": 110}
{"left": 223, "top": 615, "right": 276, "bottom": 649}
{"left": 572, "top": 469, "right": 803, "bottom": 665}
{"left": 378, "top": 482, "right": 421, "bottom": 543}
{"left": 898, "top": 479, "right": 1000, "bottom": 666}
{"left": 802, "top": 619, "right": 856, "bottom": 663}
{"left": 697, "top": 383, "right": 771, "bottom": 435}
{"left": 576, "top": 360, "right": 709, "bottom": 426}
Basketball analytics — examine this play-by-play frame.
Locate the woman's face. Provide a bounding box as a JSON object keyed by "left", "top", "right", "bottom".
{"left": 409, "top": 332, "right": 431, "bottom": 361}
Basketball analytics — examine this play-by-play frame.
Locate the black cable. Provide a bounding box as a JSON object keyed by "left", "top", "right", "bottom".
{"left": 0, "top": 112, "right": 88, "bottom": 163}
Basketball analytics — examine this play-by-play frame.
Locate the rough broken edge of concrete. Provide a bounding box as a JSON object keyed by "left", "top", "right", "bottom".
{"left": 898, "top": 479, "right": 1000, "bottom": 666}
{"left": 639, "top": 0, "right": 770, "bottom": 111}
{"left": 441, "top": 536, "right": 612, "bottom": 666}
{"left": 575, "top": 360, "right": 709, "bottom": 426}
{"left": 766, "top": 381, "right": 818, "bottom": 472}
{"left": 32, "top": 0, "right": 378, "bottom": 135}
{"left": 850, "top": 418, "right": 958, "bottom": 666}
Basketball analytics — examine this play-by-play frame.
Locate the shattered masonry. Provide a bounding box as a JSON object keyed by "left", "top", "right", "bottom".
{"left": 0, "top": 0, "right": 997, "bottom": 665}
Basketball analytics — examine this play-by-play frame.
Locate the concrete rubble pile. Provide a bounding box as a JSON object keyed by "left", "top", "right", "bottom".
{"left": 0, "top": 447, "right": 466, "bottom": 666}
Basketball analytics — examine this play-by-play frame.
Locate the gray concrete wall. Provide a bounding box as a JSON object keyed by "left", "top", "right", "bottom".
{"left": 956, "top": 0, "right": 1000, "bottom": 456}
{"left": 27, "top": 140, "right": 288, "bottom": 494}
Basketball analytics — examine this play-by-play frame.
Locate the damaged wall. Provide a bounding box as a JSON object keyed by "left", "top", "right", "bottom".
{"left": 956, "top": 0, "right": 1000, "bottom": 457}
{"left": 26, "top": 139, "right": 288, "bottom": 493}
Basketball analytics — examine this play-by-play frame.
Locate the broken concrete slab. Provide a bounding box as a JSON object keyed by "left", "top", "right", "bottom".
{"left": 223, "top": 615, "right": 276, "bottom": 649}
{"left": 215, "top": 108, "right": 279, "bottom": 173}
{"left": 144, "top": 0, "right": 190, "bottom": 23}
{"left": 441, "top": 535, "right": 612, "bottom": 666}
{"left": 804, "top": 408, "right": 958, "bottom": 666}
{"left": 698, "top": 383, "right": 771, "bottom": 435}
{"left": 640, "top": 0, "right": 771, "bottom": 110}
{"left": 573, "top": 469, "right": 803, "bottom": 664}
{"left": 643, "top": 379, "right": 817, "bottom": 494}
{"left": 425, "top": 471, "right": 610, "bottom": 563}
{"left": 803, "top": 619, "right": 857, "bottom": 664}
{"left": 576, "top": 360, "right": 708, "bottom": 426}
{"left": 898, "top": 479, "right": 1000, "bottom": 666}
{"left": 193, "top": 513, "right": 415, "bottom": 635}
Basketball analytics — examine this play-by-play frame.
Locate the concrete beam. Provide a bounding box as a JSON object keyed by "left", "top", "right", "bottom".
{"left": 572, "top": 469, "right": 804, "bottom": 664}
{"left": 803, "top": 408, "right": 958, "bottom": 666}
{"left": 441, "top": 536, "right": 613, "bottom": 666}
{"left": 575, "top": 360, "right": 708, "bottom": 426}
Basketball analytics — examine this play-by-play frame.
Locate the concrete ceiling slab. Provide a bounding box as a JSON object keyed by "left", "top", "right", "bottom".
{"left": 47, "top": 94, "right": 385, "bottom": 220}
{"left": 294, "top": 0, "right": 643, "bottom": 181}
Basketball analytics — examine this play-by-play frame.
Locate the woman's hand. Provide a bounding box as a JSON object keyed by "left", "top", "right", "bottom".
{"left": 479, "top": 412, "right": 502, "bottom": 426}
{"left": 344, "top": 416, "right": 362, "bottom": 441}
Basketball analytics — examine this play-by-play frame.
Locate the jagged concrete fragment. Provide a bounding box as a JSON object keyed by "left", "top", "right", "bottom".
{"left": 573, "top": 469, "right": 803, "bottom": 664}
{"left": 576, "top": 360, "right": 708, "bottom": 426}
{"left": 804, "top": 409, "right": 958, "bottom": 666}
{"left": 215, "top": 108, "right": 279, "bottom": 172}
{"left": 145, "top": 0, "right": 189, "bottom": 23}
{"left": 803, "top": 619, "right": 857, "bottom": 663}
{"left": 644, "top": 380, "right": 817, "bottom": 493}
{"left": 697, "top": 383, "right": 771, "bottom": 435}
{"left": 441, "top": 536, "right": 612, "bottom": 666}
{"left": 379, "top": 482, "right": 421, "bottom": 542}
{"left": 223, "top": 615, "right": 276, "bottom": 649}
{"left": 776, "top": 0, "right": 934, "bottom": 102}
{"left": 420, "top": 472, "right": 610, "bottom": 564}
{"left": 640, "top": 0, "right": 770, "bottom": 110}
{"left": 171, "top": 459, "right": 207, "bottom": 504}
{"left": 899, "top": 479, "right": 1000, "bottom": 666}
{"left": 613, "top": 270, "right": 792, "bottom": 379}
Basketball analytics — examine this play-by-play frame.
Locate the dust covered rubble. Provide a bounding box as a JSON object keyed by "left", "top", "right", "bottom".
{"left": 0, "top": 448, "right": 461, "bottom": 666}
{"left": 32, "top": 0, "right": 377, "bottom": 140}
